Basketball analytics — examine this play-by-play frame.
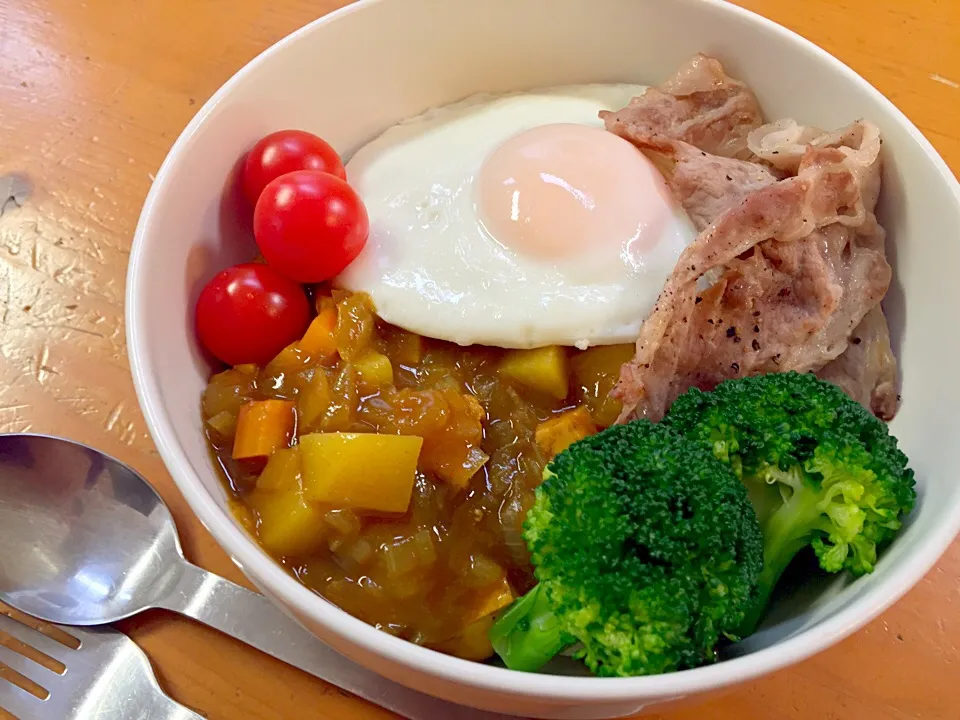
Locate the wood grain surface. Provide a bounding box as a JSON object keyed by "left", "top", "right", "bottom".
{"left": 1, "top": 1, "right": 958, "bottom": 718}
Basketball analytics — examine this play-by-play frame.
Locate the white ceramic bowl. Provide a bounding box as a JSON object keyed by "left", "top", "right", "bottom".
{"left": 126, "top": 0, "right": 960, "bottom": 717}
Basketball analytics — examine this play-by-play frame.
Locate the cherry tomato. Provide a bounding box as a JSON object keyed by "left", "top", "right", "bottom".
{"left": 243, "top": 130, "right": 346, "bottom": 206}
{"left": 195, "top": 263, "right": 310, "bottom": 365}
{"left": 253, "top": 170, "right": 369, "bottom": 283}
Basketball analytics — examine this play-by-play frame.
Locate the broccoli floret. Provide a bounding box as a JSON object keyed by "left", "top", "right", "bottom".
{"left": 489, "top": 421, "right": 763, "bottom": 677}
{"left": 663, "top": 371, "right": 916, "bottom": 633}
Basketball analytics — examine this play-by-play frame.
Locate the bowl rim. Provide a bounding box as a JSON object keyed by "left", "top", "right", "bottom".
{"left": 127, "top": 0, "right": 960, "bottom": 702}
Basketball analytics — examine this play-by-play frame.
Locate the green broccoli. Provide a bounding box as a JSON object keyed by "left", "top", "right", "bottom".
{"left": 662, "top": 371, "right": 916, "bottom": 634}
{"left": 489, "top": 421, "right": 763, "bottom": 677}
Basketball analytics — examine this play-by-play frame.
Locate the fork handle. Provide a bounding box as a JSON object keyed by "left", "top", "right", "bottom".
{"left": 155, "top": 560, "right": 515, "bottom": 720}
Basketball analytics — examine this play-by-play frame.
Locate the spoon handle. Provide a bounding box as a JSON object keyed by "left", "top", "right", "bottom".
{"left": 155, "top": 561, "right": 514, "bottom": 720}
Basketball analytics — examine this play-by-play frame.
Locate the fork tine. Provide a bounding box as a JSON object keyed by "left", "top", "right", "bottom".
{"left": 0, "top": 673, "right": 45, "bottom": 720}
{"left": 0, "top": 638, "right": 56, "bottom": 689}
{"left": 0, "top": 613, "right": 71, "bottom": 663}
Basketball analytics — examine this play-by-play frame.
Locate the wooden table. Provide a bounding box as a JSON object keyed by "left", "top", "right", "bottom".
{"left": 1, "top": 0, "right": 957, "bottom": 718}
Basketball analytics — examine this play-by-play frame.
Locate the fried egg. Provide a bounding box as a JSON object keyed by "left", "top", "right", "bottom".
{"left": 336, "top": 84, "right": 698, "bottom": 349}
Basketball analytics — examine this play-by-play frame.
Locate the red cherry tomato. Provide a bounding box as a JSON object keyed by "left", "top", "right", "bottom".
{"left": 253, "top": 170, "right": 369, "bottom": 283}
{"left": 195, "top": 263, "right": 310, "bottom": 366}
{"left": 243, "top": 130, "right": 346, "bottom": 206}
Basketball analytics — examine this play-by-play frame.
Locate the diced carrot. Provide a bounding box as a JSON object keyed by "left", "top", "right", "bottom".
{"left": 535, "top": 406, "right": 597, "bottom": 459}
{"left": 299, "top": 307, "right": 339, "bottom": 361}
{"left": 232, "top": 399, "right": 296, "bottom": 460}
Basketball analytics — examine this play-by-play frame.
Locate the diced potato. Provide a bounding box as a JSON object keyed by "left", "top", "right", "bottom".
{"left": 355, "top": 351, "right": 394, "bottom": 392}
{"left": 498, "top": 346, "right": 569, "bottom": 400}
{"left": 300, "top": 432, "right": 423, "bottom": 513}
{"left": 233, "top": 399, "right": 295, "bottom": 460}
{"left": 256, "top": 446, "right": 302, "bottom": 492}
{"left": 570, "top": 344, "right": 634, "bottom": 427}
{"left": 297, "top": 370, "right": 332, "bottom": 432}
{"left": 299, "top": 306, "right": 338, "bottom": 361}
{"left": 430, "top": 615, "right": 496, "bottom": 661}
{"left": 465, "top": 575, "right": 515, "bottom": 624}
{"left": 535, "top": 407, "right": 597, "bottom": 458}
{"left": 249, "top": 486, "right": 327, "bottom": 557}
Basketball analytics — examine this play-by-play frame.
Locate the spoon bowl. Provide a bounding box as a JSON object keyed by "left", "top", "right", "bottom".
{"left": 0, "top": 434, "right": 183, "bottom": 625}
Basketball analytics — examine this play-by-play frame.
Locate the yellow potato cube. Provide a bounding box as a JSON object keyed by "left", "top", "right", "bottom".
{"left": 300, "top": 432, "right": 422, "bottom": 513}
{"left": 256, "top": 446, "right": 302, "bottom": 493}
{"left": 535, "top": 407, "right": 598, "bottom": 458}
{"left": 498, "top": 346, "right": 569, "bottom": 400}
{"left": 465, "top": 575, "right": 515, "bottom": 625}
{"left": 354, "top": 351, "right": 394, "bottom": 392}
{"left": 249, "top": 486, "right": 327, "bottom": 557}
{"left": 430, "top": 615, "right": 496, "bottom": 661}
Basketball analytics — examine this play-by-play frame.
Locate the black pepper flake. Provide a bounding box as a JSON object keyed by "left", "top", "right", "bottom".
{"left": 778, "top": 287, "right": 791, "bottom": 297}
{"left": 731, "top": 362, "right": 740, "bottom": 373}
{"left": 733, "top": 336, "right": 741, "bottom": 344}
{"left": 753, "top": 310, "right": 761, "bottom": 317}
{"left": 707, "top": 319, "right": 714, "bottom": 325}
{"left": 772, "top": 150, "right": 779, "bottom": 155}
{"left": 753, "top": 325, "right": 760, "bottom": 333}
{"left": 701, "top": 151, "right": 707, "bottom": 156}
{"left": 752, "top": 339, "right": 761, "bottom": 351}
{"left": 644, "top": 364, "right": 650, "bottom": 369}
{"left": 695, "top": 297, "right": 703, "bottom": 304}
{"left": 726, "top": 326, "right": 737, "bottom": 338}
{"left": 852, "top": 337, "right": 862, "bottom": 345}
{"left": 725, "top": 175, "right": 732, "bottom": 181}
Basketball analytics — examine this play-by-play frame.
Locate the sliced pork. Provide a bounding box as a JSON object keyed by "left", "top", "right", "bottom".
{"left": 600, "top": 53, "right": 765, "bottom": 160}
{"left": 603, "top": 55, "right": 898, "bottom": 421}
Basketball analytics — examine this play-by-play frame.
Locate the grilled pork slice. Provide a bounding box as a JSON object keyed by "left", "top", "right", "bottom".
{"left": 603, "top": 55, "right": 897, "bottom": 421}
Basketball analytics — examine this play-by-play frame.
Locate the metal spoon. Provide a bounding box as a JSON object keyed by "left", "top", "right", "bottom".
{"left": 0, "top": 433, "right": 514, "bottom": 720}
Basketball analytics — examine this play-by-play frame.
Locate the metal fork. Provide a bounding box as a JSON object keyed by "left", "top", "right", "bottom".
{"left": 0, "top": 611, "right": 201, "bottom": 720}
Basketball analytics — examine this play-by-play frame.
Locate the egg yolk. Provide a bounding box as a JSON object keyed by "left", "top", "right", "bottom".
{"left": 476, "top": 123, "right": 675, "bottom": 263}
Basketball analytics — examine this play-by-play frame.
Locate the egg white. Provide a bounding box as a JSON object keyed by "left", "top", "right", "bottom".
{"left": 336, "top": 84, "right": 698, "bottom": 349}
